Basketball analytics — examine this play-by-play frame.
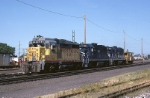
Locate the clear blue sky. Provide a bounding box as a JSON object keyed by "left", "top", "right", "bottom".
{"left": 1, "top": 0, "right": 150, "bottom": 56}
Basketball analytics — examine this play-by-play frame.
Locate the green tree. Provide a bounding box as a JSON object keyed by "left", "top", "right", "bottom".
{"left": 0, "top": 43, "right": 15, "bottom": 54}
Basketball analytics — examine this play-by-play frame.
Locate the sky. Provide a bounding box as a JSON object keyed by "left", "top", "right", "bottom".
{"left": 0, "top": 0, "right": 150, "bottom": 56}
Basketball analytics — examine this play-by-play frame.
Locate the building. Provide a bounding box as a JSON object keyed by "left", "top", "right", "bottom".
{"left": 0, "top": 54, "right": 10, "bottom": 66}
{"left": 0, "top": 43, "right": 15, "bottom": 66}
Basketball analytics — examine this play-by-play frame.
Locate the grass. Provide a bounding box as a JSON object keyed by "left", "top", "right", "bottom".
{"left": 35, "top": 69, "right": 150, "bottom": 98}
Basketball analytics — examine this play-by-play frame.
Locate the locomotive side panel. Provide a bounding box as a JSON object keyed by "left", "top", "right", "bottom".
{"left": 43, "top": 38, "right": 80, "bottom": 61}
{"left": 96, "top": 45, "right": 109, "bottom": 59}
{"left": 45, "top": 46, "right": 57, "bottom": 61}
{"left": 61, "top": 48, "right": 80, "bottom": 61}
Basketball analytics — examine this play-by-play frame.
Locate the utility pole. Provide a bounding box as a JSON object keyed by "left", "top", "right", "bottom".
{"left": 19, "top": 41, "right": 20, "bottom": 59}
{"left": 72, "top": 30, "right": 75, "bottom": 42}
{"left": 23, "top": 48, "right": 25, "bottom": 56}
{"left": 123, "top": 30, "right": 126, "bottom": 52}
{"left": 141, "top": 38, "right": 143, "bottom": 63}
{"left": 84, "top": 14, "right": 86, "bottom": 44}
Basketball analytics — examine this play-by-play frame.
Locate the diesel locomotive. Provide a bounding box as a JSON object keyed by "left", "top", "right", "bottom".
{"left": 22, "top": 35, "right": 133, "bottom": 73}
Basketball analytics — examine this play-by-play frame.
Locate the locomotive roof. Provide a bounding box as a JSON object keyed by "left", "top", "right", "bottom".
{"left": 54, "top": 38, "right": 79, "bottom": 45}
{"left": 79, "top": 43, "right": 107, "bottom": 48}
{"left": 79, "top": 44, "right": 94, "bottom": 48}
{"left": 30, "top": 35, "right": 79, "bottom": 45}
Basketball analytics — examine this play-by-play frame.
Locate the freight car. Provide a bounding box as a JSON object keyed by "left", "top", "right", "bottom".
{"left": 22, "top": 35, "right": 132, "bottom": 73}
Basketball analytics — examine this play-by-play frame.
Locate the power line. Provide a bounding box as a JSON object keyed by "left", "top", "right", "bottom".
{"left": 15, "top": 1, "right": 133, "bottom": 35}
{"left": 17, "top": 0, "right": 121, "bottom": 34}
{"left": 86, "top": 18, "right": 121, "bottom": 33}
{"left": 87, "top": 18, "right": 149, "bottom": 46}
{"left": 125, "top": 33, "right": 140, "bottom": 41}
{"left": 16, "top": 0, "right": 83, "bottom": 19}
{"left": 126, "top": 32, "right": 150, "bottom": 46}
{"left": 16, "top": 0, "right": 150, "bottom": 49}
{"left": 143, "top": 40, "right": 150, "bottom": 45}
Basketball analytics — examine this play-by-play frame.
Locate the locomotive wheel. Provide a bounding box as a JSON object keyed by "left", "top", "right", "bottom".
{"left": 75, "top": 64, "right": 79, "bottom": 70}
{"left": 122, "top": 61, "right": 125, "bottom": 65}
{"left": 44, "top": 64, "right": 49, "bottom": 73}
{"left": 77, "top": 64, "right": 83, "bottom": 70}
{"left": 115, "top": 61, "right": 118, "bottom": 65}
{"left": 129, "top": 61, "right": 133, "bottom": 64}
{"left": 104, "top": 62, "right": 109, "bottom": 67}
{"left": 82, "top": 63, "right": 85, "bottom": 68}
{"left": 88, "top": 63, "right": 93, "bottom": 68}
{"left": 82, "top": 63, "right": 89, "bottom": 68}
{"left": 68, "top": 64, "right": 74, "bottom": 70}
{"left": 113, "top": 61, "right": 116, "bottom": 66}
{"left": 96, "top": 63, "right": 99, "bottom": 67}
{"left": 49, "top": 65, "right": 55, "bottom": 72}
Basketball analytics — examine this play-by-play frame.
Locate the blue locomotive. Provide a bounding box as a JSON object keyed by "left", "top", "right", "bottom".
{"left": 80, "top": 43, "right": 125, "bottom": 68}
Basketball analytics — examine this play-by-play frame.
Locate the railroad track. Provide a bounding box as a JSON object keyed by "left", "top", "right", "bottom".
{"left": 0, "top": 61, "right": 149, "bottom": 85}
{"left": 0, "top": 65, "right": 20, "bottom": 69}
{"left": 58, "top": 75, "right": 150, "bottom": 98}
{"left": 99, "top": 81, "right": 150, "bottom": 98}
{"left": 0, "top": 73, "right": 27, "bottom": 79}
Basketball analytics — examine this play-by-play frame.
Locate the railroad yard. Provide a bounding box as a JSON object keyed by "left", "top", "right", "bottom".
{"left": 1, "top": 1, "right": 150, "bottom": 98}
{"left": 0, "top": 61, "right": 150, "bottom": 98}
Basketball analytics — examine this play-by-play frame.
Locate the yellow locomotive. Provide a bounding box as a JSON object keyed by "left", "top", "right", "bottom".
{"left": 124, "top": 52, "right": 134, "bottom": 64}
{"left": 23, "top": 35, "right": 80, "bottom": 73}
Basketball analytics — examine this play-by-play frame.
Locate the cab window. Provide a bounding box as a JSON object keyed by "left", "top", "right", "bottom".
{"left": 45, "top": 43, "right": 49, "bottom": 49}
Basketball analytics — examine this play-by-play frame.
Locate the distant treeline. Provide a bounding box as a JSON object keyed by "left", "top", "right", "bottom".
{"left": 0, "top": 43, "right": 15, "bottom": 54}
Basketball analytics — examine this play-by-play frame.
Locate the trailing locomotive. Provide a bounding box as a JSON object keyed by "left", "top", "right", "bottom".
{"left": 22, "top": 35, "right": 132, "bottom": 73}
{"left": 80, "top": 43, "right": 126, "bottom": 68}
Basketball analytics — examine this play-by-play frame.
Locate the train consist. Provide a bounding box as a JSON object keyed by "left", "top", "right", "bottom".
{"left": 22, "top": 35, "right": 133, "bottom": 73}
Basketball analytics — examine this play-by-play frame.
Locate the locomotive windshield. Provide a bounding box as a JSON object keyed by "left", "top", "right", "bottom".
{"left": 80, "top": 47, "right": 87, "bottom": 53}
{"left": 29, "top": 35, "right": 46, "bottom": 47}
{"left": 29, "top": 41, "right": 45, "bottom": 47}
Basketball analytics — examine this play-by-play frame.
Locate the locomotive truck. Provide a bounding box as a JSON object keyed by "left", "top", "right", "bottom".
{"left": 22, "top": 35, "right": 132, "bottom": 73}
